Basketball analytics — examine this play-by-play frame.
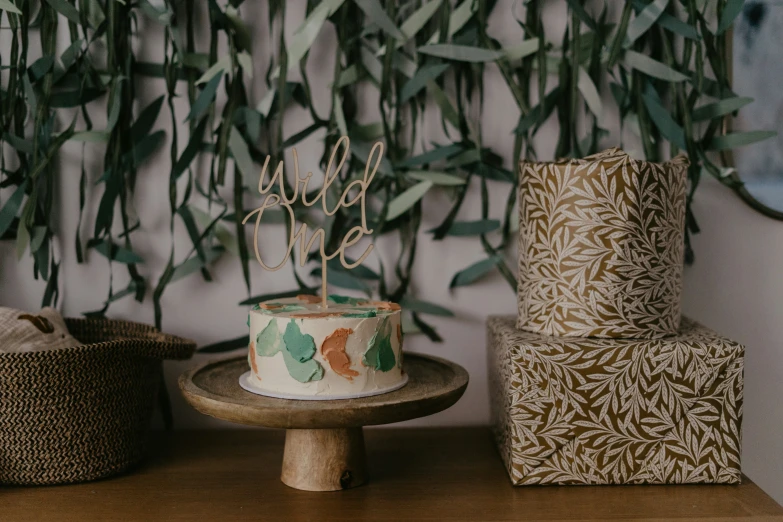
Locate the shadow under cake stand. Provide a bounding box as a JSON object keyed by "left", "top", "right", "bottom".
{"left": 179, "top": 353, "right": 469, "bottom": 491}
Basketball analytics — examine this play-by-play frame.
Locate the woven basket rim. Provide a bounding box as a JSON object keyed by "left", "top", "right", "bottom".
{"left": 0, "top": 316, "right": 196, "bottom": 361}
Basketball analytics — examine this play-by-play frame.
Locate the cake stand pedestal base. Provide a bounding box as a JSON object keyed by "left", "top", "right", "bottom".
{"left": 282, "top": 428, "right": 367, "bottom": 491}
{"left": 179, "top": 353, "right": 468, "bottom": 492}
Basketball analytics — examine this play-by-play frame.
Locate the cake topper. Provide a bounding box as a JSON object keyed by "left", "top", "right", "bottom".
{"left": 243, "top": 136, "right": 382, "bottom": 309}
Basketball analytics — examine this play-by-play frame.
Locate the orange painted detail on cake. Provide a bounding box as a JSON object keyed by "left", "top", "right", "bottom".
{"left": 293, "top": 312, "right": 346, "bottom": 319}
{"left": 373, "top": 301, "right": 401, "bottom": 311}
{"left": 321, "top": 328, "right": 359, "bottom": 381}
{"left": 258, "top": 303, "right": 283, "bottom": 310}
{"left": 249, "top": 341, "right": 260, "bottom": 377}
{"left": 296, "top": 294, "right": 321, "bottom": 304}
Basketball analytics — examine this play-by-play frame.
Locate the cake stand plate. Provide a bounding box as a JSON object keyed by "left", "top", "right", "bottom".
{"left": 179, "top": 353, "right": 469, "bottom": 492}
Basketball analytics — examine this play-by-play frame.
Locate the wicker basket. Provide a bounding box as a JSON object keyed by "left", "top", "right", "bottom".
{"left": 0, "top": 317, "right": 196, "bottom": 486}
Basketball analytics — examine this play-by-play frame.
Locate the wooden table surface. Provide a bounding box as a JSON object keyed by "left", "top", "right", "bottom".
{"left": 3, "top": 428, "right": 782, "bottom": 521}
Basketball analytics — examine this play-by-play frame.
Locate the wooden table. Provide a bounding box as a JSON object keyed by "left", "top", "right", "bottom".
{"left": 4, "top": 428, "right": 782, "bottom": 521}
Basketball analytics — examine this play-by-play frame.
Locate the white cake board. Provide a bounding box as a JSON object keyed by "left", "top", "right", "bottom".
{"left": 238, "top": 371, "right": 409, "bottom": 401}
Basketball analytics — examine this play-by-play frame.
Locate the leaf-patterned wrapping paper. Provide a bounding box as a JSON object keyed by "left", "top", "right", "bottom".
{"left": 488, "top": 316, "right": 744, "bottom": 485}
{"left": 517, "top": 148, "right": 689, "bottom": 338}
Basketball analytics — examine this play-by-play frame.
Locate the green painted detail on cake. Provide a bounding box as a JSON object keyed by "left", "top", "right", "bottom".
{"left": 377, "top": 334, "right": 396, "bottom": 371}
{"left": 283, "top": 320, "right": 316, "bottom": 363}
{"left": 342, "top": 310, "right": 377, "bottom": 318}
{"left": 363, "top": 317, "right": 396, "bottom": 372}
{"left": 328, "top": 294, "right": 365, "bottom": 305}
{"left": 282, "top": 349, "right": 324, "bottom": 383}
{"left": 252, "top": 304, "right": 261, "bottom": 311}
{"left": 254, "top": 319, "right": 323, "bottom": 383}
{"left": 255, "top": 320, "right": 281, "bottom": 356}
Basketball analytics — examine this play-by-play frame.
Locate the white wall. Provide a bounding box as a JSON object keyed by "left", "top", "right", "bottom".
{"left": 682, "top": 177, "right": 783, "bottom": 504}
{"left": 1, "top": 0, "right": 781, "bottom": 505}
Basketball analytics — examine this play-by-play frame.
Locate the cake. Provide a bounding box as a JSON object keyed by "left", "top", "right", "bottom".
{"left": 242, "top": 294, "right": 406, "bottom": 400}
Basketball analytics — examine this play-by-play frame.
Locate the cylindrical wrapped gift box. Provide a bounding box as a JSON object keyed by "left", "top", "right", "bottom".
{"left": 517, "top": 148, "right": 689, "bottom": 339}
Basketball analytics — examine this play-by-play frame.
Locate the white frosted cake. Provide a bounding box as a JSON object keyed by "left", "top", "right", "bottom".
{"left": 243, "top": 294, "right": 406, "bottom": 400}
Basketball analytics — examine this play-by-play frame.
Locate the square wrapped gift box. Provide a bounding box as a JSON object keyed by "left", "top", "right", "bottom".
{"left": 488, "top": 316, "right": 744, "bottom": 485}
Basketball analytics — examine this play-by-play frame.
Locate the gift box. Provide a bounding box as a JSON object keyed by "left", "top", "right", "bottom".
{"left": 517, "top": 148, "right": 689, "bottom": 339}
{"left": 488, "top": 315, "right": 743, "bottom": 485}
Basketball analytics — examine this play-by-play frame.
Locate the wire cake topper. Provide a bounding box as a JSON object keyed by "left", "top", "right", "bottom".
{"left": 243, "top": 136, "right": 383, "bottom": 308}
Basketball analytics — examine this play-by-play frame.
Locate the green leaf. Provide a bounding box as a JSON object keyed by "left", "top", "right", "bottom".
{"left": 15, "top": 218, "right": 29, "bottom": 260}
{"left": 311, "top": 266, "right": 371, "bottom": 293}
{"left": 182, "top": 53, "right": 210, "bottom": 70}
{"left": 186, "top": 73, "right": 222, "bottom": 122}
{"left": 437, "top": 219, "right": 500, "bottom": 237}
{"left": 406, "top": 170, "right": 466, "bottom": 185}
{"left": 29, "top": 226, "right": 47, "bottom": 253}
{"left": 28, "top": 56, "right": 54, "bottom": 82}
{"left": 450, "top": 256, "right": 500, "bottom": 288}
{"left": 328, "top": 260, "right": 379, "bottom": 282}
{"left": 228, "top": 127, "right": 255, "bottom": 179}
{"left": 717, "top": 0, "right": 745, "bottom": 34}
{"left": 399, "top": 0, "right": 442, "bottom": 41}
{"left": 692, "top": 97, "right": 753, "bottom": 121}
{"left": 351, "top": 140, "right": 395, "bottom": 176}
{"left": 337, "top": 65, "right": 362, "bottom": 88}
{"left": 189, "top": 205, "right": 240, "bottom": 257}
{"left": 411, "top": 313, "right": 442, "bottom": 342}
{"left": 513, "top": 88, "right": 561, "bottom": 135}
{"left": 171, "top": 247, "right": 224, "bottom": 283}
{"left": 239, "top": 288, "right": 316, "bottom": 306}
{"left": 131, "top": 95, "right": 165, "bottom": 143}
{"left": 50, "top": 87, "right": 104, "bottom": 108}
{"left": 623, "top": 50, "right": 689, "bottom": 82}
{"left": 397, "top": 144, "right": 462, "bottom": 167}
{"left": 71, "top": 130, "right": 110, "bottom": 143}
{"left": 276, "top": 0, "right": 345, "bottom": 77}
{"left": 236, "top": 51, "right": 253, "bottom": 79}
{"left": 44, "top": 0, "right": 82, "bottom": 26}
{"left": 418, "top": 44, "right": 504, "bottom": 63}
{"left": 131, "top": 130, "right": 166, "bottom": 168}
{"left": 0, "top": 0, "right": 22, "bottom": 15}
{"left": 708, "top": 131, "right": 777, "bottom": 151}
{"left": 659, "top": 14, "right": 699, "bottom": 40}
{"left": 577, "top": 67, "right": 602, "bottom": 119}
{"left": 173, "top": 118, "right": 208, "bottom": 179}
{"left": 565, "top": 0, "right": 597, "bottom": 30}
{"left": 0, "top": 181, "right": 27, "bottom": 238}
{"left": 642, "top": 89, "right": 686, "bottom": 150}
{"left": 504, "top": 39, "right": 540, "bottom": 61}
{"left": 400, "top": 63, "right": 449, "bottom": 103}
{"left": 3, "top": 133, "right": 33, "bottom": 154}
{"left": 106, "top": 78, "right": 125, "bottom": 132}
{"left": 355, "top": 0, "right": 405, "bottom": 40}
{"left": 399, "top": 297, "right": 454, "bottom": 317}
{"left": 427, "top": 81, "right": 460, "bottom": 127}
{"left": 225, "top": 6, "right": 252, "bottom": 51}
{"left": 195, "top": 55, "right": 229, "bottom": 85}
{"left": 630, "top": 0, "right": 699, "bottom": 40}
{"left": 624, "top": 0, "right": 669, "bottom": 48}
{"left": 93, "top": 241, "right": 145, "bottom": 264}
{"left": 386, "top": 181, "right": 433, "bottom": 220}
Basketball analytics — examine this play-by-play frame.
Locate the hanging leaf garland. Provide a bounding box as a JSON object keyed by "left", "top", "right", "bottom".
{"left": 0, "top": 0, "right": 774, "bottom": 348}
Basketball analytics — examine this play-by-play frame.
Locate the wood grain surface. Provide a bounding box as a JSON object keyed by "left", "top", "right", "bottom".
{"left": 281, "top": 428, "right": 368, "bottom": 491}
{"left": 3, "top": 428, "right": 782, "bottom": 521}
{"left": 179, "top": 353, "right": 469, "bottom": 428}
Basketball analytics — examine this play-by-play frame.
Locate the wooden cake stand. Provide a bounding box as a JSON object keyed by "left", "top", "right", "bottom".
{"left": 179, "top": 353, "right": 469, "bottom": 492}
